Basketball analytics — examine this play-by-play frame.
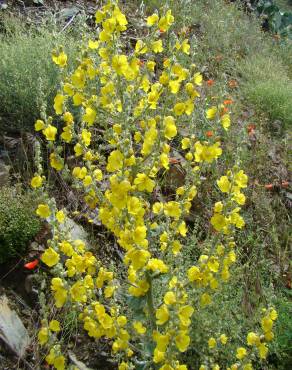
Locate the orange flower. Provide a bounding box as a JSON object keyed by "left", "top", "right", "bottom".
{"left": 220, "top": 107, "right": 229, "bottom": 115}
{"left": 24, "top": 259, "right": 39, "bottom": 270}
{"left": 223, "top": 99, "right": 233, "bottom": 105}
{"left": 247, "top": 124, "right": 256, "bottom": 135}
{"left": 207, "top": 79, "right": 214, "bottom": 86}
{"left": 206, "top": 130, "right": 213, "bottom": 138}
{"left": 228, "top": 80, "right": 238, "bottom": 88}
{"left": 265, "top": 184, "right": 274, "bottom": 190}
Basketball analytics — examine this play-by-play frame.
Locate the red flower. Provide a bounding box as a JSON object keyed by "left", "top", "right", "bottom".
{"left": 24, "top": 259, "right": 39, "bottom": 270}
{"left": 207, "top": 79, "right": 214, "bottom": 86}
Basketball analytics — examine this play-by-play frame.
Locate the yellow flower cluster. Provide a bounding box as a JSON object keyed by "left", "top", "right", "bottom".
{"left": 32, "top": 1, "right": 277, "bottom": 369}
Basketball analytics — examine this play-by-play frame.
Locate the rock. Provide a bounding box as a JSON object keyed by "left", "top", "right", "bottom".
{"left": 0, "top": 295, "right": 30, "bottom": 358}
{"left": 68, "top": 351, "right": 93, "bottom": 370}
{"left": 0, "top": 160, "right": 9, "bottom": 187}
{"left": 60, "top": 217, "right": 89, "bottom": 245}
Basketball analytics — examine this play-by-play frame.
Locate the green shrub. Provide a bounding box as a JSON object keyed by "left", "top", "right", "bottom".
{"left": 0, "top": 186, "right": 41, "bottom": 263}
{"left": 0, "top": 15, "right": 80, "bottom": 133}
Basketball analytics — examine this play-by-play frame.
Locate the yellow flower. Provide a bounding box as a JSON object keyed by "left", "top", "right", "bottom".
{"left": 158, "top": 9, "right": 174, "bottom": 32}
{"left": 187, "top": 266, "right": 201, "bottom": 282}
{"left": 152, "top": 40, "right": 163, "bottom": 53}
{"left": 88, "top": 39, "right": 99, "bottom": 49}
{"left": 220, "top": 334, "right": 228, "bottom": 344}
{"left": 43, "top": 124, "right": 57, "bottom": 141}
{"left": 221, "top": 114, "right": 231, "bottom": 130}
{"left": 134, "top": 173, "right": 155, "bottom": 192}
{"left": 56, "top": 210, "right": 65, "bottom": 223}
{"left": 49, "top": 320, "right": 61, "bottom": 332}
{"left": 147, "top": 13, "right": 159, "bottom": 26}
{"left": 261, "top": 316, "right": 273, "bottom": 333}
{"left": 72, "top": 68, "right": 86, "bottom": 88}
{"left": 164, "top": 201, "right": 181, "bottom": 219}
{"left": 133, "top": 321, "right": 147, "bottom": 334}
{"left": 270, "top": 308, "right": 278, "bottom": 321}
{"left": 53, "top": 355, "right": 65, "bottom": 370}
{"left": 207, "top": 257, "right": 219, "bottom": 272}
{"left": 208, "top": 337, "right": 216, "bottom": 349}
{"left": 178, "top": 221, "right": 187, "bottom": 237}
{"left": 107, "top": 150, "right": 124, "bottom": 172}
{"left": 63, "top": 112, "right": 74, "bottom": 125}
{"left": 217, "top": 176, "right": 231, "bottom": 193}
{"left": 181, "top": 138, "right": 191, "bottom": 149}
{"left": 50, "top": 153, "right": 63, "bottom": 171}
{"left": 164, "top": 291, "right": 176, "bottom": 305}
{"left": 41, "top": 247, "right": 60, "bottom": 267}
{"left": 206, "top": 106, "right": 217, "bottom": 120}
{"left": 173, "top": 102, "right": 185, "bottom": 116}
{"left": 169, "top": 79, "right": 181, "bottom": 94}
{"left": 35, "top": 119, "right": 45, "bottom": 131}
{"left": 236, "top": 347, "right": 247, "bottom": 360}
{"left": 70, "top": 281, "right": 87, "bottom": 303}
{"left": 147, "top": 258, "right": 168, "bottom": 273}
{"left": 31, "top": 175, "right": 43, "bottom": 188}
{"left": 36, "top": 204, "right": 51, "bottom": 218}
{"left": 234, "top": 170, "right": 248, "bottom": 188}
{"left": 38, "top": 327, "right": 49, "bottom": 345}
{"left": 178, "top": 305, "right": 194, "bottom": 326}
{"left": 193, "top": 72, "right": 203, "bottom": 86}
{"left": 156, "top": 304, "right": 169, "bottom": 325}
{"left": 247, "top": 332, "right": 259, "bottom": 346}
{"left": 112, "top": 54, "right": 129, "bottom": 76}
{"left": 52, "top": 51, "right": 67, "bottom": 68}
{"left": 54, "top": 94, "right": 65, "bottom": 115}
{"left": 83, "top": 107, "right": 96, "bottom": 126}
{"left": 81, "top": 129, "right": 91, "bottom": 146}
{"left": 175, "top": 331, "right": 190, "bottom": 352}
{"left": 181, "top": 39, "right": 190, "bottom": 54}
{"left": 119, "top": 362, "right": 129, "bottom": 370}
{"left": 164, "top": 116, "right": 177, "bottom": 139}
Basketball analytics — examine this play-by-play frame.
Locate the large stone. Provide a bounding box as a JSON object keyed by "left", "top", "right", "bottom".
{"left": 0, "top": 295, "right": 30, "bottom": 358}
{"left": 60, "top": 217, "right": 89, "bottom": 244}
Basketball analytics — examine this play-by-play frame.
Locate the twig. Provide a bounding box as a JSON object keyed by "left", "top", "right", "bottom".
{"left": 60, "top": 12, "right": 79, "bottom": 33}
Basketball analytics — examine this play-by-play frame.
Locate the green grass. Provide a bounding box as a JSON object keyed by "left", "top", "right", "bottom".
{"left": 239, "top": 53, "right": 292, "bottom": 128}
{"left": 0, "top": 15, "right": 80, "bottom": 133}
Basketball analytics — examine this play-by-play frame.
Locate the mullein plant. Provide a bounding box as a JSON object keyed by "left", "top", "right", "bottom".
{"left": 32, "top": 1, "right": 277, "bottom": 369}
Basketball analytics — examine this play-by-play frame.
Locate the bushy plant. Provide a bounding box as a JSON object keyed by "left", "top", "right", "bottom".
{"left": 0, "top": 15, "right": 80, "bottom": 133}
{"left": 33, "top": 2, "right": 278, "bottom": 369}
{"left": 0, "top": 186, "right": 41, "bottom": 263}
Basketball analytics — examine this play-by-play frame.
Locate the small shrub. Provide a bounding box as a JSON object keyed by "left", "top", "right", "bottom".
{"left": 0, "top": 186, "right": 41, "bottom": 263}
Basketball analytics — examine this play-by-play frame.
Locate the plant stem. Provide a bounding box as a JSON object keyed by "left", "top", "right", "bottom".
{"left": 146, "top": 272, "right": 156, "bottom": 330}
